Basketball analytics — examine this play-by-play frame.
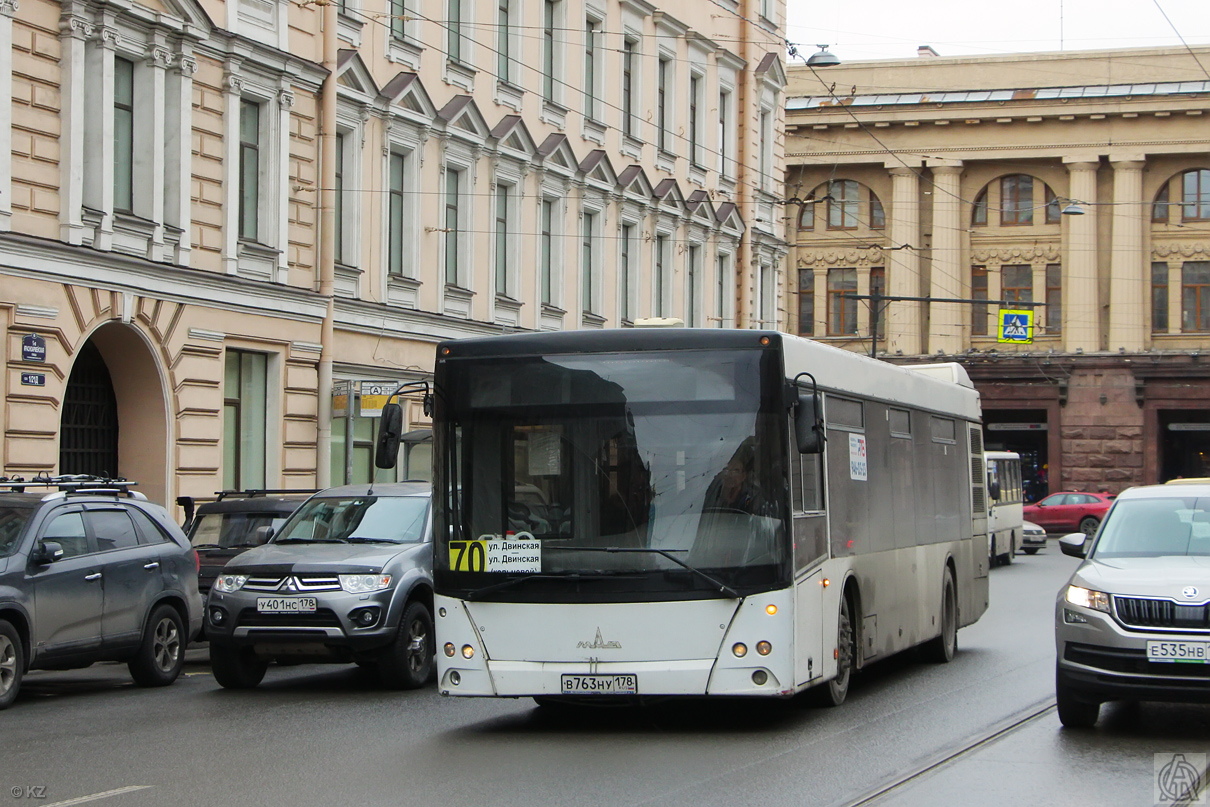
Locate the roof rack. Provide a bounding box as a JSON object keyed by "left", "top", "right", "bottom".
{"left": 213, "top": 488, "right": 319, "bottom": 501}
{"left": 0, "top": 474, "right": 141, "bottom": 497}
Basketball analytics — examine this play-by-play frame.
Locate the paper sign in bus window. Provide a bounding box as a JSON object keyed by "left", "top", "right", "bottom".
{"left": 849, "top": 433, "right": 868, "bottom": 481}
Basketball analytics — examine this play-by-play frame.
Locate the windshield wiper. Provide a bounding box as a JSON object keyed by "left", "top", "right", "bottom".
{"left": 272, "top": 537, "right": 349, "bottom": 544}
{"left": 346, "top": 536, "right": 399, "bottom": 544}
{"left": 544, "top": 546, "right": 740, "bottom": 599}
{"left": 464, "top": 572, "right": 635, "bottom": 601}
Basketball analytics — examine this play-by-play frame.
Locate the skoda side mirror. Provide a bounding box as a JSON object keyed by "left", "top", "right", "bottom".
{"left": 375, "top": 402, "right": 404, "bottom": 469}
{"left": 1058, "top": 533, "right": 1088, "bottom": 559}
{"left": 34, "top": 541, "right": 64, "bottom": 565}
{"left": 795, "top": 391, "right": 824, "bottom": 454}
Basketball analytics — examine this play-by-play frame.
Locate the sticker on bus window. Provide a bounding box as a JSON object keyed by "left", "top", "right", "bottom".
{"left": 449, "top": 533, "right": 541, "bottom": 573}
{"left": 849, "top": 434, "right": 868, "bottom": 481}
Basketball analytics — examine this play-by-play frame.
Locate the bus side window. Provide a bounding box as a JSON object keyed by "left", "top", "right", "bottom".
{"left": 791, "top": 429, "right": 827, "bottom": 570}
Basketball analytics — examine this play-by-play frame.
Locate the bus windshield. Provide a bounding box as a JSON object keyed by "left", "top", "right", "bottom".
{"left": 435, "top": 348, "right": 790, "bottom": 601}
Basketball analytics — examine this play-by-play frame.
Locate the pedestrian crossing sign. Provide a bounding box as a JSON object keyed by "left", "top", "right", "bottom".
{"left": 997, "top": 309, "right": 1034, "bottom": 344}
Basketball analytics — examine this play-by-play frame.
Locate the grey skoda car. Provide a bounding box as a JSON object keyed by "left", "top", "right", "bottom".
{"left": 1055, "top": 483, "right": 1210, "bottom": 727}
{"left": 205, "top": 482, "right": 433, "bottom": 690}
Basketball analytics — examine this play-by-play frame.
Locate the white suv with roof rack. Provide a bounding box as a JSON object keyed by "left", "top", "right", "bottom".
{"left": 0, "top": 474, "right": 203, "bottom": 709}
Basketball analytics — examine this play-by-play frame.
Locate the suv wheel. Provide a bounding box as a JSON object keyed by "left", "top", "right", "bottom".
{"left": 1056, "top": 668, "right": 1101, "bottom": 728}
{"left": 211, "top": 644, "right": 269, "bottom": 689}
{"left": 0, "top": 620, "right": 24, "bottom": 710}
{"left": 128, "top": 605, "right": 186, "bottom": 687}
{"left": 379, "top": 601, "right": 434, "bottom": 690}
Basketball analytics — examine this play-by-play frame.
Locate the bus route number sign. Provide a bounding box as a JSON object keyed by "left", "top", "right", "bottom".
{"left": 449, "top": 534, "right": 541, "bottom": 573}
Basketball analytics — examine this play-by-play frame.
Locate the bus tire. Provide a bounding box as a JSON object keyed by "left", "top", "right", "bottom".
{"left": 815, "top": 594, "right": 855, "bottom": 707}
{"left": 922, "top": 567, "right": 957, "bottom": 663}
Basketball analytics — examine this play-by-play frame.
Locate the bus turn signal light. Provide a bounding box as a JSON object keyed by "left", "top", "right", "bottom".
{"left": 732, "top": 643, "right": 748, "bottom": 658}
{"left": 756, "top": 641, "right": 772, "bottom": 656}
{"left": 765, "top": 604, "right": 778, "bottom": 615}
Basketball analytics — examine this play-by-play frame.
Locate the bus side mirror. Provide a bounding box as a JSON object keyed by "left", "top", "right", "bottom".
{"left": 795, "top": 392, "right": 824, "bottom": 454}
{"left": 375, "top": 402, "right": 403, "bottom": 469}
{"left": 988, "top": 479, "right": 1001, "bottom": 501}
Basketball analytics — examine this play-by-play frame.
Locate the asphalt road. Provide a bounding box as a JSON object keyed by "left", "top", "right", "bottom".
{"left": 2, "top": 544, "right": 1206, "bottom": 807}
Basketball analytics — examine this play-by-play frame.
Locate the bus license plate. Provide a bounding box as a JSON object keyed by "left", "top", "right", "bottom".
{"left": 257, "top": 597, "right": 317, "bottom": 614}
{"left": 560, "top": 674, "right": 638, "bottom": 694}
{"left": 1147, "top": 640, "right": 1210, "bottom": 663}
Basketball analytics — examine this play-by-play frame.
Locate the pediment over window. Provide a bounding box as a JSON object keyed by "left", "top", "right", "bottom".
{"left": 715, "top": 202, "right": 745, "bottom": 234}
{"left": 72, "top": 0, "right": 213, "bottom": 38}
{"left": 617, "top": 165, "right": 654, "bottom": 201}
{"left": 381, "top": 72, "right": 437, "bottom": 119}
{"left": 536, "top": 134, "right": 577, "bottom": 176}
{"left": 578, "top": 150, "right": 617, "bottom": 188}
{"left": 490, "top": 115, "right": 536, "bottom": 158}
{"left": 653, "top": 178, "right": 686, "bottom": 214}
{"left": 687, "top": 190, "right": 715, "bottom": 225}
{"left": 336, "top": 49, "right": 378, "bottom": 99}
{"left": 437, "top": 95, "right": 490, "bottom": 141}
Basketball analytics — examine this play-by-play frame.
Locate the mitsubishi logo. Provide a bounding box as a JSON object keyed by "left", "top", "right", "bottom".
{"left": 282, "top": 577, "right": 300, "bottom": 592}
{"left": 577, "top": 628, "right": 621, "bottom": 650}
{"left": 1181, "top": 586, "right": 1200, "bottom": 600}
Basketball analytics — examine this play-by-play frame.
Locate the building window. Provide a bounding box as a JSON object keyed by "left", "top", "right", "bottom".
{"left": 444, "top": 168, "right": 461, "bottom": 286}
{"left": 334, "top": 131, "right": 345, "bottom": 264}
{"left": 655, "top": 234, "right": 669, "bottom": 316}
{"left": 388, "top": 152, "right": 406, "bottom": 276}
{"left": 622, "top": 39, "right": 636, "bottom": 137}
{"left": 1045, "top": 264, "right": 1062, "bottom": 334}
{"left": 620, "top": 223, "right": 634, "bottom": 321}
{"left": 689, "top": 75, "right": 703, "bottom": 168}
{"left": 1000, "top": 174, "right": 1034, "bottom": 226}
{"left": 716, "top": 253, "right": 730, "bottom": 328}
{"left": 1153, "top": 183, "right": 1170, "bottom": 222}
{"left": 583, "top": 19, "right": 599, "bottom": 120}
{"left": 972, "top": 189, "right": 988, "bottom": 226}
{"left": 827, "top": 180, "right": 859, "bottom": 229}
{"left": 1152, "top": 262, "right": 1169, "bottom": 332}
{"left": 827, "top": 268, "right": 858, "bottom": 335}
{"left": 541, "top": 198, "right": 554, "bottom": 305}
{"left": 495, "top": 183, "right": 511, "bottom": 296}
{"left": 798, "top": 197, "right": 816, "bottom": 230}
{"left": 870, "top": 266, "right": 885, "bottom": 334}
{"left": 497, "top": 0, "right": 512, "bottom": 81}
{"left": 759, "top": 110, "right": 771, "bottom": 189}
{"left": 1182, "top": 169, "right": 1210, "bottom": 222}
{"left": 971, "top": 265, "right": 988, "bottom": 336}
{"left": 447, "top": 0, "right": 463, "bottom": 63}
{"left": 870, "top": 199, "right": 885, "bottom": 230}
{"left": 1001, "top": 264, "right": 1033, "bottom": 303}
{"left": 543, "top": 0, "right": 558, "bottom": 102}
{"left": 718, "top": 89, "right": 732, "bottom": 177}
{"left": 581, "top": 211, "right": 596, "bottom": 313}
{"left": 238, "top": 100, "right": 261, "bottom": 241}
{"left": 1182, "top": 261, "right": 1210, "bottom": 332}
{"left": 114, "top": 57, "right": 135, "bottom": 214}
{"left": 687, "top": 245, "right": 700, "bottom": 326}
{"left": 1045, "top": 186, "right": 1061, "bottom": 224}
{"left": 657, "top": 56, "right": 670, "bottom": 153}
{"left": 391, "top": 0, "right": 408, "bottom": 41}
{"left": 798, "top": 269, "right": 814, "bottom": 336}
{"left": 759, "top": 262, "right": 774, "bottom": 327}
{"left": 223, "top": 350, "right": 268, "bottom": 490}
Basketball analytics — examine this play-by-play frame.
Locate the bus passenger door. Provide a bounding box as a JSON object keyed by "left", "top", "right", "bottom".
{"left": 791, "top": 446, "right": 827, "bottom": 688}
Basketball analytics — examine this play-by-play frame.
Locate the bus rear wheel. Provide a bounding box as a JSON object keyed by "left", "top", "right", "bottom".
{"left": 922, "top": 568, "right": 957, "bottom": 663}
{"left": 815, "top": 594, "right": 855, "bottom": 707}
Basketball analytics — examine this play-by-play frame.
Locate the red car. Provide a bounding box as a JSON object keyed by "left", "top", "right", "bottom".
{"left": 1022, "top": 491, "right": 1115, "bottom": 536}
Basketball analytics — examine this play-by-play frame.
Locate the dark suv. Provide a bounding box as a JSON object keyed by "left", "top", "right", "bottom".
{"left": 0, "top": 475, "right": 203, "bottom": 709}
{"left": 205, "top": 482, "right": 433, "bottom": 690}
{"left": 179, "top": 490, "right": 313, "bottom": 596}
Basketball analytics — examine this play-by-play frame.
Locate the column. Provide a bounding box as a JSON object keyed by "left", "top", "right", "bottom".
{"left": 928, "top": 162, "right": 963, "bottom": 355}
{"left": 275, "top": 87, "right": 295, "bottom": 284}
{"left": 167, "top": 52, "right": 197, "bottom": 266}
{"left": 84, "top": 24, "right": 118, "bottom": 250}
{"left": 1109, "top": 157, "right": 1147, "bottom": 351}
{"left": 887, "top": 165, "right": 921, "bottom": 355}
{"left": 1063, "top": 158, "right": 1101, "bottom": 352}
{"left": 58, "top": 15, "right": 92, "bottom": 244}
{"left": 145, "top": 41, "right": 171, "bottom": 262}
{"left": 221, "top": 65, "right": 243, "bottom": 276}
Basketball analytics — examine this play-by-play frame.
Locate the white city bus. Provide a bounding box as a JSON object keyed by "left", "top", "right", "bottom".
{"left": 418, "top": 329, "right": 988, "bottom": 704}
{"left": 984, "top": 451, "right": 1024, "bottom": 567}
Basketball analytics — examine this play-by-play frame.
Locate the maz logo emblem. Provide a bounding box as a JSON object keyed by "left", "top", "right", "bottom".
{"left": 577, "top": 628, "right": 621, "bottom": 649}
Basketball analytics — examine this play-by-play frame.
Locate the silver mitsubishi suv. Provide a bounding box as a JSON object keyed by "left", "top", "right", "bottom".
{"left": 204, "top": 482, "right": 434, "bottom": 690}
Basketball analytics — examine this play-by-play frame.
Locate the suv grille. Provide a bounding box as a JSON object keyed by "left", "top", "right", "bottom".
{"left": 237, "top": 608, "right": 343, "bottom": 628}
{"left": 1065, "top": 642, "right": 1210, "bottom": 680}
{"left": 242, "top": 575, "right": 343, "bottom": 593}
{"left": 1115, "top": 597, "right": 1210, "bottom": 631}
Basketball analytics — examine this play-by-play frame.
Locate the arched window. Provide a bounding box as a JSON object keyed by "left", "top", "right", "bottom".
{"left": 1182, "top": 169, "right": 1210, "bottom": 221}
{"left": 820, "top": 180, "right": 885, "bottom": 231}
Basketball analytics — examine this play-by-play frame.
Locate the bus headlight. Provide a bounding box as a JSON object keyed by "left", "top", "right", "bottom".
{"left": 461, "top": 644, "right": 476, "bottom": 659}
{"left": 756, "top": 641, "right": 772, "bottom": 656}
{"left": 444, "top": 643, "right": 456, "bottom": 657}
{"left": 732, "top": 643, "right": 748, "bottom": 658}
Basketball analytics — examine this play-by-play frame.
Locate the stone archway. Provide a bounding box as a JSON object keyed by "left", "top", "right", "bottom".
{"left": 59, "top": 323, "right": 170, "bottom": 506}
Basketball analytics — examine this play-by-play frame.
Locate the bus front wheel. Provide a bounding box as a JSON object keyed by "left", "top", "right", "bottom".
{"left": 816, "top": 594, "right": 855, "bottom": 707}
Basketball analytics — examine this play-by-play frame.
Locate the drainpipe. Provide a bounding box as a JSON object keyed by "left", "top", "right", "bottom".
{"left": 315, "top": 0, "right": 338, "bottom": 487}
{"left": 734, "top": 0, "right": 754, "bottom": 329}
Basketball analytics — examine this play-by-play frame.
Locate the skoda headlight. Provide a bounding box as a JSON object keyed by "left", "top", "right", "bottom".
{"left": 1065, "top": 585, "right": 1111, "bottom": 613}
{"left": 214, "top": 574, "right": 248, "bottom": 593}
{"left": 340, "top": 573, "right": 392, "bottom": 594}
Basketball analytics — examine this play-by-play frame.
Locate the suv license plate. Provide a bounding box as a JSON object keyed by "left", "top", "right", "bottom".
{"left": 560, "top": 674, "right": 638, "bottom": 694}
{"left": 257, "top": 597, "right": 317, "bottom": 614}
{"left": 1147, "top": 640, "right": 1210, "bottom": 663}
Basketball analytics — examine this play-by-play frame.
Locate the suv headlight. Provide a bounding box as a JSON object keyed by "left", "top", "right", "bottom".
{"left": 1065, "top": 585, "right": 1111, "bottom": 613}
{"left": 214, "top": 574, "right": 249, "bottom": 593}
{"left": 340, "top": 574, "right": 392, "bottom": 593}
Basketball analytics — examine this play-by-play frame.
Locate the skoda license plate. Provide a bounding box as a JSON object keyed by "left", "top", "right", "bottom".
{"left": 1147, "top": 640, "right": 1209, "bottom": 663}
{"left": 257, "top": 597, "right": 317, "bottom": 614}
{"left": 560, "top": 674, "right": 638, "bottom": 694}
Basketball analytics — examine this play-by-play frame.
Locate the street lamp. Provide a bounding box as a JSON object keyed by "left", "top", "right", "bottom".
{"left": 806, "top": 45, "right": 841, "bottom": 67}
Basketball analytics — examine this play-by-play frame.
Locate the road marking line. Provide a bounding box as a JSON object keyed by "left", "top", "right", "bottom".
{"left": 43, "top": 786, "right": 152, "bottom": 806}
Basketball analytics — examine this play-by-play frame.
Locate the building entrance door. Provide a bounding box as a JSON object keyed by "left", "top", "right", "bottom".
{"left": 984, "top": 409, "right": 1049, "bottom": 502}
{"left": 1159, "top": 411, "right": 1210, "bottom": 481}
{"left": 59, "top": 341, "right": 119, "bottom": 477}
